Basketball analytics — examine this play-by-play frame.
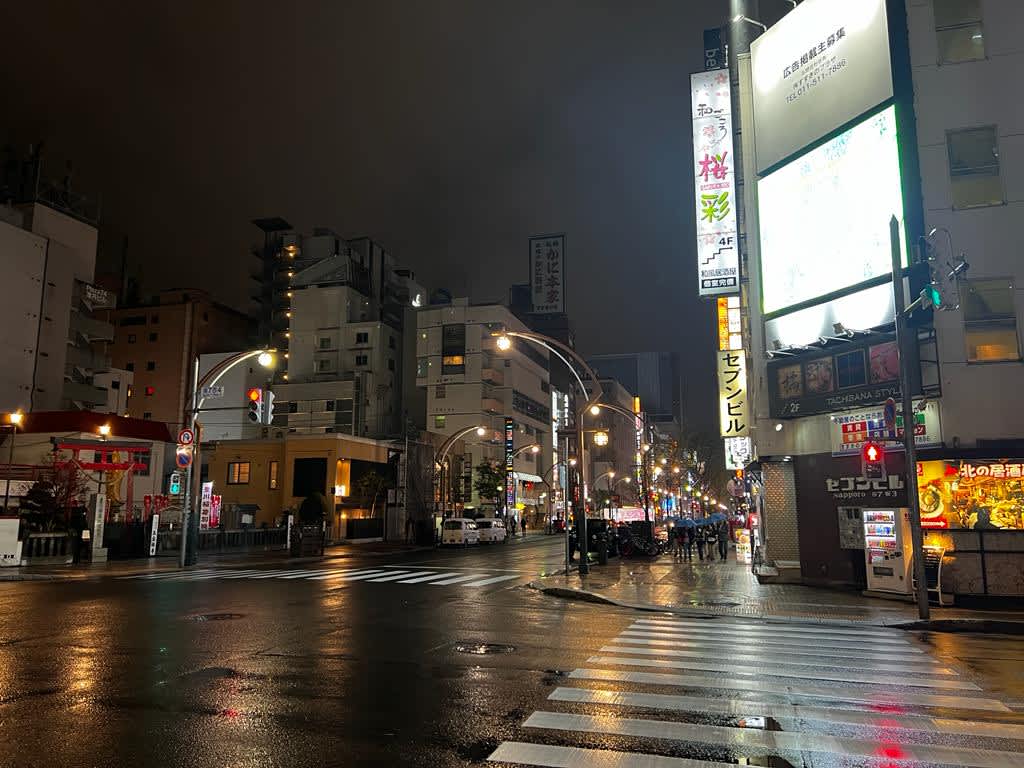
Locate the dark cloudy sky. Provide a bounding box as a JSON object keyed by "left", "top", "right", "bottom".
{"left": 2, "top": 0, "right": 736, "bottom": 430}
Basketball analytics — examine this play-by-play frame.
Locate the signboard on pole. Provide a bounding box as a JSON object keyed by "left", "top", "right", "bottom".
{"left": 200, "top": 385, "right": 225, "bottom": 400}
{"left": 200, "top": 482, "right": 213, "bottom": 530}
{"left": 691, "top": 69, "right": 738, "bottom": 296}
{"left": 703, "top": 27, "right": 726, "bottom": 71}
{"left": 529, "top": 234, "right": 566, "bottom": 314}
{"left": 148, "top": 514, "right": 160, "bottom": 556}
{"left": 177, "top": 428, "right": 195, "bottom": 446}
{"left": 504, "top": 417, "right": 515, "bottom": 514}
{"left": 724, "top": 436, "right": 754, "bottom": 470}
{"left": 717, "top": 350, "right": 750, "bottom": 438}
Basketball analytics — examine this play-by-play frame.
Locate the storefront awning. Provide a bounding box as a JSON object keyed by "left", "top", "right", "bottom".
{"left": 514, "top": 471, "right": 543, "bottom": 483}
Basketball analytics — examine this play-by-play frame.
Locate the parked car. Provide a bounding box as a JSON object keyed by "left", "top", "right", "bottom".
{"left": 475, "top": 518, "right": 507, "bottom": 544}
{"left": 441, "top": 518, "right": 479, "bottom": 546}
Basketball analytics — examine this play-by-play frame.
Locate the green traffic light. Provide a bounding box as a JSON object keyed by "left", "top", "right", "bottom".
{"left": 921, "top": 284, "right": 942, "bottom": 309}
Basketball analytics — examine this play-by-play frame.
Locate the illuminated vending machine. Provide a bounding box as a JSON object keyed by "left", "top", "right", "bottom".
{"left": 863, "top": 509, "right": 913, "bottom": 594}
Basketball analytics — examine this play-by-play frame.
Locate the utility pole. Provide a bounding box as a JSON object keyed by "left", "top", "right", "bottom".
{"left": 890, "top": 215, "right": 930, "bottom": 621}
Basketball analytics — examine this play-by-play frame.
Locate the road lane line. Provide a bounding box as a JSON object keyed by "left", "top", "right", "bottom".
{"left": 599, "top": 645, "right": 957, "bottom": 675}
{"left": 548, "top": 686, "right": 1024, "bottom": 741}
{"left": 568, "top": 668, "right": 1010, "bottom": 712}
{"left": 487, "top": 741, "right": 727, "bottom": 767}
{"left": 586, "top": 655, "right": 978, "bottom": 690}
{"left": 523, "top": 711, "right": 1024, "bottom": 768}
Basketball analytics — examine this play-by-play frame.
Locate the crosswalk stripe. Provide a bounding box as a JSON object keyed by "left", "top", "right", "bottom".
{"left": 277, "top": 569, "right": 345, "bottom": 579}
{"left": 335, "top": 570, "right": 409, "bottom": 582}
{"left": 245, "top": 569, "right": 306, "bottom": 579}
{"left": 569, "top": 668, "right": 1010, "bottom": 712}
{"left": 367, "top": 571, "right": 439, "bottom": 583}
{"left": 586, "top": 654, "right": 978, "bottom": 690}
{"left": 612, "top": 633, "right": 932, "bottom": 662}
{"left": 600, "top": 645, "right": 957, "bottom": 676}
{"left": 524, "top": 711, "right": 1024, "bottom": 768}
{"left": 619, "top": 627, "right": 924, "bottom": 654}
{"left": 309, "top": 569, "right": 387, "bottom": 581}
{"left": 430, "top": 573, "right": 491, "bottom": 585}
{"left": 395, "top": 572, "right": 462, "bottom": 584}
{"left": 461, "top": 574, "right": 522, "bottom": 587}
{"left": 629, "top": 620, "right": 915, "bottom": 647}
{"left": 548, "top": 686, "right": 1024, "bottom": 741}
{"left": 125, "top": 569, "right": 217, "bottom": 580}
{"left": 487, "top": 741, "right": 727, "bottom": 767}
{"left": 634, "top": 617, "right": 909, "bottom": 641}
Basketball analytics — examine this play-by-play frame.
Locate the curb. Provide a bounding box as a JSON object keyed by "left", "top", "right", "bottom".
{"left": 528, "top": 579, "right": 1024, "bottom": 633}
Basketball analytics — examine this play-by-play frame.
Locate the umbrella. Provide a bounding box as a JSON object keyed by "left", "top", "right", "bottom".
{"left": 708, "top": 512, "right": 727, "bottom": 523}
{"left": 677, "top": 518, "right": 697, "bottom": 528}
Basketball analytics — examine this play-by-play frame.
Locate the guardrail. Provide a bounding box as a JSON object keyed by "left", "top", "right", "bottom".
{"left": 22, "top": 532, "right": 73, "bottom": 564}
{"left": 155, "top": 527, "right": 288, "bottom": 554}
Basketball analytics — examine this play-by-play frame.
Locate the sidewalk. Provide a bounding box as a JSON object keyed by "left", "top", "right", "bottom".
{"left": 0, "top": 540, "right": 434, "bottom": 581}
{"left": 531, "top": 553, "right": 1024, "bottom": 630}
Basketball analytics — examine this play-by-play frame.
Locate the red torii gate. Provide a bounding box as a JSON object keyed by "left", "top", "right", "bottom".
{"left": 53, "top": 440, "right": 152, "bottom": 521}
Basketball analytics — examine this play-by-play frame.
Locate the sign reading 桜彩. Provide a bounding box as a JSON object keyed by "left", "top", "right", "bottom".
{"left": 691, "top": 69, "right": 738, "bottom": 297}
{"left": 717, "top": 350, "right": 749, "bottom": 438}
{"left": 529, "top": 234, "right": 565, "bottom": 314}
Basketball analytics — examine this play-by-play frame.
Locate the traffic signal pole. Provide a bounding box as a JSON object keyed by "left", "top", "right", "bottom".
{"left": 890, "top": 216, "right": 930, "bottom": 621}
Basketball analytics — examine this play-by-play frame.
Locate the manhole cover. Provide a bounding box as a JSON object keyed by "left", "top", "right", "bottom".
{"left": 687, "top": 600, "right": 741, "bottom": 608}
{"left": 454, "top": 641, "right": 516, "bottom": 655}
{"left": 189, "top": 613, "right": 244, "bottom": 622}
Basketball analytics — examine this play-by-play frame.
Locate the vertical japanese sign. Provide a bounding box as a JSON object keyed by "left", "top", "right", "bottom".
{"left": 200, "top": 482, "right": 213, "bottom": 530}
{"left": 717, "top": 350, "right": 750, "bottom": 437}
{"left": 529, "top": 234, "right": 565, "bottom": 314}
{"left": 504, "top": 417, "right": 515, "bottom": 514}
{"left": 691, "top": 69, "right": 738, "bottom": 297}
{"left": 717, "top": 296, "right": 743, "bottom": 351}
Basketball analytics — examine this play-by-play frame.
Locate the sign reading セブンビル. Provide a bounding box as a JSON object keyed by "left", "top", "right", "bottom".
{"left": 691, "top": 69, "right": 738, "bottom": 297}
{"left": 717, "top": 350, "right": 749, "bottom": 438}
{"left": 749, "top": 0, "right": 893, "bottom": 173}
{"left": 529, "top": 234, "right": 565, "bottom": 314}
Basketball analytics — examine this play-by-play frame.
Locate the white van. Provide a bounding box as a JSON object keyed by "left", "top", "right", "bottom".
{"left": 475, "top": 518, "right": 507, "bottom": 544}
{"left": 441, "top": 518, "right": 479, "bottom": 546}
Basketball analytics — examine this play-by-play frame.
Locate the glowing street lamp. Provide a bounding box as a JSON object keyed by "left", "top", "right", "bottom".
{"left": 593, "top": 431, "right": 609, "bottom": 447}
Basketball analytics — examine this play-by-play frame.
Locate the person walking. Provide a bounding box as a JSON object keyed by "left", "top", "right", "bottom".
{"left": 671, "top": 526, "right": 682, "bottom": 558}
{"left": 717, "top": 519, "right": 730, "bottom": 561}
{"left": 682, "top": 526, "right": 694, "bottom": 562}
{"left": 695, "top": 525, "right": 705, "bottom": 562}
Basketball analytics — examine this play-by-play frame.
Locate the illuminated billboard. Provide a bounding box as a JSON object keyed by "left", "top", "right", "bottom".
{"left": 758, "top": 105, "right": 905, "bottom": 317}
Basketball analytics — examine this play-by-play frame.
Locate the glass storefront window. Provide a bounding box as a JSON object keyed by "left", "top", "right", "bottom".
{"left": 918, "top": 459, "right": 1024, "bottom": 530}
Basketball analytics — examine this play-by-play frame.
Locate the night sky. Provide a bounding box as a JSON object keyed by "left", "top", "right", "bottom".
{"left": 2, "top": 1, "right": 732, "bottom": 430}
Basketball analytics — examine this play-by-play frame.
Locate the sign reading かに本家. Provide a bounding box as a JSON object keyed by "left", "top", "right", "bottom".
{"left": 691, "top": 69, "right": 738, "bottom": 297}
{"left": 529, "top": 235, "right": 565, "bottom": 314}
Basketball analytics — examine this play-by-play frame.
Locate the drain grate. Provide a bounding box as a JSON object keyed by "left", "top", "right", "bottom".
{"left": 189, "top": 613, "right": 244, "bottom": 622}
{"left": 454, "top": 641, "right": 516, "bottom": 655}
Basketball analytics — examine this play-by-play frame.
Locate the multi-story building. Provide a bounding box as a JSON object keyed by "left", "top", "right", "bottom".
{"left": 726, "top": 0, "right": 1024, "bottom": 596}
{"left": 416, "top": 298, "right": 552, "bottom": 520}
{"left": 586, "top": 378, "right": 641, "bottom": 510}
{"left": 0, "top": 174, "right": 117, "bottom": 413}
{"left": 267, "top": 230, "right": 426, "bottom": 439}
{"left": 104, "top": 289, "right": 251, "bottom": 429}
{"left": 587, "top": 352, "right": 684, "bottom": 438}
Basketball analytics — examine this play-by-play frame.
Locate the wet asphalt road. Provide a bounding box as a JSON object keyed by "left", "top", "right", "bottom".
{"left": 1, "top": 536, "right": 1023, "bottom": 768}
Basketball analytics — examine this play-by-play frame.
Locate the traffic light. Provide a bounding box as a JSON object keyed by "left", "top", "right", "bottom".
{"left": 246, "top": 387, "right": 263, "bottom": 423}
{"left": 919, "top": 283, "right": 943, "bottom": 310}
{"left": 169, "top": 472, "right": 182, "bottom": 495}
{"left": 862, "top": 441, "right": 886, "bottom": 480}
{"left": 263, "top": 389, "right": 275, "bottom": 425}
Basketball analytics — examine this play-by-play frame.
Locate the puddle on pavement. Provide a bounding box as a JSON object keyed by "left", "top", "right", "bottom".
{"left": 187, "top": 612, "right": 245, "bottom": 622}
{"left": 454, "top": 641, "right": 516, "bottom": 655}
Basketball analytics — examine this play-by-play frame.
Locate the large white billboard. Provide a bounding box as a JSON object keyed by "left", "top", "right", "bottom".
{"left": 691, "top": 69, "right": 739, "bottom": 297}
{"left": 750, "top": 0, "right": 893, "bottom": 173}
{"left": 758, "top": 106, "right": 905, "bottom": 317}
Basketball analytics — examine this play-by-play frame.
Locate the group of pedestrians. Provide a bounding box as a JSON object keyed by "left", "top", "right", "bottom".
{"left": 671, "top": 519, "right": 730, "bottom": 562}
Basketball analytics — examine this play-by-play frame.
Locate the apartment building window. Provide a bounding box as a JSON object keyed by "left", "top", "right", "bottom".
{"left": 146, "top": 361, "right": 156, "bottom": 371}
{"left": 110, "top": 380, "right": 120, "bottom": 390}
{"left": 317, "top": 359, "right": 334, "bottom": 372}
{"left": 143, "top": 411, "right": 152, "bottom": 420}
{"left": 434, "top": 415, "right": 446, "bottom": 429}
{"left": 120, "top": 315, "right": 146, "bottom": 326}
{"left": 318, "top": 337, "right": 332, "bottom": 349}
{"left": 417, "top": 357, "right": 428, "bottom": 378}
{"left": 355, "top": 354, "right": 369, "bottom": 366}
{"left": 151, "top": 314, "right": 159, "bottom": 324}
{"left": 935, "top": 0, "right": 985, "bottom": 64}
{"left": 149, "top": 333, "right": 158, "bottom": 342}
{"left": 388, "top": 358, "right": 395, "bottom": 372}
{"left": 227, "top": 462, "right": 251, "bottom": 485}
{"left": 434, "top": 384, "right": 446, "bottom": 399}
{"left": 947, "top": 126, "right": 1003, "bottom": 209}
{"left": 126, "top": 362, "right": 134, "bottom": 372}
{"left": 441, "top": 324, "right": 466, "bottom": 375}
{"left": 268, "top": 460, "right": 280, "bottom": 490}
{"left": 127, "top": 334, "right": 137, "bottom": 344}
{"left": 325, "top": 400, "right": 336, "bottom": 411}
{"left": 356, "top": 331, "right": 369, "bottom": 344}
{"left": 388, "top": 336, "right": 396, "bottom": 349}
{"left": 964, "top": 278, "right": 1020, "bottom": 362}
{"left": 288, "top": 401, "right": 298, "bottom": 413}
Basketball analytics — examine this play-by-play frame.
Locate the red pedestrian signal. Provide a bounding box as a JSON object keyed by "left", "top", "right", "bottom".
{"left": 863, "top": 442, "right": 882, "bottom": 463}
{"left": 861, "top": 441, "right": 886, "bottom": 480}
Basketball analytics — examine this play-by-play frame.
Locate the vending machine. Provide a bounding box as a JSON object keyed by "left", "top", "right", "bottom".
{"left": 863, "top": 508, "right": 913, "bottom": 594}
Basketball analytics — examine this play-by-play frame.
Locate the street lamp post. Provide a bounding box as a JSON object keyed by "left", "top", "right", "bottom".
{"left": 588, "top": 402, "right": 651, "bottom": 524}
{"left": 3, "top": 412, "right": 23, "bottom": 512}
{"left": 181, "top": 349, "right": 276, "bottom": 567}
{"left": 496, "top": 330, "right": 602, "bottom": 575}
{"left": 433, "top": 425, "right": 487, "bottom": 521}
